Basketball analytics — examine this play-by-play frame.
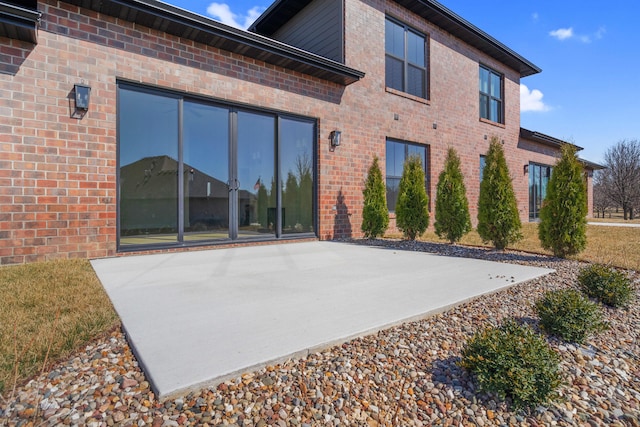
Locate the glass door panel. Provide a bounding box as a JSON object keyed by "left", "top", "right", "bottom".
{"left": 280, "top": 118, "right": 314, "bottom": 234}
{"left": 236, "top": 111, "right": 275, "bottom": 238}
{"left": 119, "top": 88, "right": 179, "bottom": 246}
{"left": 183, "top": 102, "right": 230, "bottom": 241}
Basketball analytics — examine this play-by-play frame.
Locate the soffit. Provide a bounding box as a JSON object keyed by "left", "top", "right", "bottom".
{"left": 62, "top": 0, "right": 364, "bottom": 85}
{"left": 250, "top": 0, "right": 541, "bottom": 78}
{"left": 0, "top": 1, "right": 41, "bottom": 44}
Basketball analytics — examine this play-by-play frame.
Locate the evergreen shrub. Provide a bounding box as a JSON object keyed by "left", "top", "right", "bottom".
{"left": 434, "top": 147, "right": 471, "bottom": 243}
{"left": 459, "top": 320, "right": 562, "bottom": 409}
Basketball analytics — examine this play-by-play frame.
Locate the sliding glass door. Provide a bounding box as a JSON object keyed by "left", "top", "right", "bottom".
{"left": 183, "top": 101, "right": 230, "bottom": 242}
{"left": 529, "top": 163, "right": 552, "bottom": 221}
{"left": 236, "top": 111, "right": 276, "bottom": 239}
{"left": 118, "top": 89, "right": 180, "bottom": 245}
{"left": 117, "top": 84, "right": 316, "bottom": 249}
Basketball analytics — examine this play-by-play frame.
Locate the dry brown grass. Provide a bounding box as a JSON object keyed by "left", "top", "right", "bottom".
{"left": 390, "top": 222, "right": 640, "bottom": 271}
{"left": 590, "top": 209, "right": 640, "bottom": 223}
{"left": 1, "top": 223, "right": 638, "bottom": 399}
{"left": 589, "top": 217, "right": 640, "bottom": 224}
{"left": 0, "top": 259, "right": 118, "bottom": 398}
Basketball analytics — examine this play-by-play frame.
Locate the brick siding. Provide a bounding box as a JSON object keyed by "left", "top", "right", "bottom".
{"left": 0, "top": 0, "right": 590, "bottom": 263}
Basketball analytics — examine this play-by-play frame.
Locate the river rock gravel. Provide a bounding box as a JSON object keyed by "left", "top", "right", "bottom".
{"left": 1, "top": 239, "right": 639, "bottom": 427}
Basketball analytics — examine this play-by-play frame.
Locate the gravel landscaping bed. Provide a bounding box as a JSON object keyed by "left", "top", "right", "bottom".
{"left": 1, "top": 239, "right": 639, "bottom": 427}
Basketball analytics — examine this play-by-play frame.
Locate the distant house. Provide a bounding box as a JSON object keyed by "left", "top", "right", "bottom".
{"left": 0, "top": 0, "right": 601, "bottom": 263}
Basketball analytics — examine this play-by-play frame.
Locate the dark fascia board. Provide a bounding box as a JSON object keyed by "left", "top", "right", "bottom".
{"left": 62, "top": 0, "right": 364, "bottom": 85}
{"left": 250, "top": 0, "right": 541, "bottom": 78}
{"left": 579, "top": 158, "right": 606, "bottom": 170}
{"left": 0, "top": 1, "right": 41, "bottom": 44}
{"left": 249, "top": 0, "right": 309, "bottom": 35}
{"left": 520, "top": 128, "right": 584, "bottom": 152}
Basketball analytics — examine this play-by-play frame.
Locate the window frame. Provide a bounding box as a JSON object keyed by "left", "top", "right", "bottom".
{"left": 116, "top": 81, "right": 318, "bottom": 251}
{"left": 385, "top": 138, "right": 430, "bottom": 213}
{"left": 385, "top": 16, "right": 429, "bottom": 99}
{"left": 479, "top": 65, "right": 504, "bottom": 124}
{"left": 528, "top": 162, "right": 552, "bottom": 221}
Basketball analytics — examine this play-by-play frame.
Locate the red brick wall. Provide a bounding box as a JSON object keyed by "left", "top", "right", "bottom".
{"left": 0, "top": 0, "right": 347, "bottom": 264}
{"left": 0, "top": 0, "right": 581, "bottom": 264}
{"left": 341, "top": 0, "right": 526, "bottom": 233}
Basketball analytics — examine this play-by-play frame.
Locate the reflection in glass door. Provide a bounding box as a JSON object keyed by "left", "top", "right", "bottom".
{"left": 236, "top": 111, "right": 275, "bottom": 238}
{"left": 119, "top": 89, "right": 179, "bottom": 246}
{"left": 529, "top": 163, "right": 551, "bottom": 220}
{"left": 183, "top": 102, "right": 230, "bottom": 241}
{"left": 118, "top": 84, "right": 316, "bottom": 250}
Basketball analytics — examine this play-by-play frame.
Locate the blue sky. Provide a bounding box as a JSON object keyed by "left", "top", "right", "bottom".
{"left": 166, "top": 0, "right": 640, "bottom": 164}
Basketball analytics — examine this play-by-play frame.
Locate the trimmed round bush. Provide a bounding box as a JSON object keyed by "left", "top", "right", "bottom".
{"left": 535, "top": 289, "right": 607, "bottom": 343}
{"left": 459, "top": 320, "right": 562, "bottom": 409}
{"left": 578, "top": 264, "right": 635, "bottom": 308}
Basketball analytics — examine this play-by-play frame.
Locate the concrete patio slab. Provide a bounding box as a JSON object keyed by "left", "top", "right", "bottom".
{"left": 91, "top": 241, "right": 553, "bottom": 400}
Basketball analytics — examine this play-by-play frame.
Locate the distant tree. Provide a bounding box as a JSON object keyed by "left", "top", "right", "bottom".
{"left": 477, "top": 138, "right": 522, "bottom": 249}
{"left": 434, "top": 147, "right": 471, "bottom": 243}
{"left": 257, "top": 183, "right": 268, "bottom": 227}
{"left": 396, "top": 155, "right": 429, "bottom": 240}
{"left": 283, "top": 171, "right": 299, "bottom": 229}
{"left": 538, "top": 144, "right": 587, "bottom": 257}
{"left": 592, "top": 170, "right": 610, "bottom": 218}
{"left": 361, "top": 156, "right": 389, "bottom": 239}
{"left": 602, "top": 139, "right": 640, "bottom": 220}
{"left": 296, "top": 153, "right": 313, "bottom": 231}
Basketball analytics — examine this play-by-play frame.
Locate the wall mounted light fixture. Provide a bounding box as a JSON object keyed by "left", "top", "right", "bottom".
{"left": 523, "top": 164, "right": 529, "bottom": 174}
{"left": 72, "top": 84, "right": 91, "bottom": 118}
{"left": 330, "top": 130, "right": 341, "bottom": 149}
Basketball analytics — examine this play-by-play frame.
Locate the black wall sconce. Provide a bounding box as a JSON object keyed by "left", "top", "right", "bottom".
{"left": 72, "top": 84, "right": 91, "bottom": 118}
{"left": 329, "top": 130, "right": 341, "bottom": 150}
{"left": 523, "top": 164, "right": 529, "bottom": 174}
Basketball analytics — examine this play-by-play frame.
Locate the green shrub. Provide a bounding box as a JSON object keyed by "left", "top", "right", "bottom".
{"left": 578, "top": 264, "right": 635, "bottom": 308}
{"left": 434, "top": 147, "right": 471, "bottom": 243}
{"left": 459, "top": 320, "right": 562, "bottom": 409}
{"left": 396, "top": 155, "right": 429, "bottom": 240}
{"left": 538, "top": 144, "right": 588, "bottom": 257}
{"left": 361, "top": 156, "right": 389, "bottom": 238}
{"left": 477, "top": 138, "right": 522, "bottom": 250}
{"left": 535, "top": 289, "right": 607, "bottom": 343}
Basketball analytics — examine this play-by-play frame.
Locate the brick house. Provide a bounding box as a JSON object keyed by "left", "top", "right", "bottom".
{"left": 0, "top": 0, "right": 600, "bottom": 264}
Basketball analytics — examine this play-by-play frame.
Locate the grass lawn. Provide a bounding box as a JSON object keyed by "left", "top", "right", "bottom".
{"left": 1, "top": 222, "right": 638, "bottom": 400}
{"left": 406, "top": 222, "right": 640, "bottom": 271}
{"left": 0, "top": 259, "right": 119, "bottom": 398}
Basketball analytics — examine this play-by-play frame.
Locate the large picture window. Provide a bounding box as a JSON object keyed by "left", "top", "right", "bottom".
{"left": 385, "top": 139, "right": 429, "bottom": 212}
{"left": 529, "top": 163, "right": 552, "bottom": 220}
{"left": 385, "top": 17, "right": 427, "bottom": 98}
{"left": 479, "top": 65, "right": 503, "bottom": 123}
{"left": 118, "top": 84, "right": 316, "bottom": 249}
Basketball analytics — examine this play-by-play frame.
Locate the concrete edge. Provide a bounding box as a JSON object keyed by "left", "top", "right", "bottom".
{"left": 148, "top": 269, "right": 554, "bottom": 401}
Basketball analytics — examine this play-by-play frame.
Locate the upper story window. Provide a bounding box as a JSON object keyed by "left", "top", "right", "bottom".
{"left": 385, "top": 17, "right": 427, "bottom": 99}
{"left": 479, "top": 65, "right": 503, "bottom": 123}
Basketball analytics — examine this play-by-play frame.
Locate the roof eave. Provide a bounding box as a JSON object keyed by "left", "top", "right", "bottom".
{"left": 0, "top": 2, "right": 41, "bottom": 44}
{"left": 393, "top": 0, "right": 541, "bottom": 78}
{"left": 250, "top": 0, "right": 541, "bottom": 78}
{"left": 62, "top": 0, "right": 364, "bottom": 85}
{"left": 579, "top": 159, "right": 606, "bottom": 170}
{"left": 520, "top": 128, "right": 583, "bottom": 151}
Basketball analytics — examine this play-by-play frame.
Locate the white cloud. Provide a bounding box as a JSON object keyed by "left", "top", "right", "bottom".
{"left": 579, "top": 35, "right": 591, "bottom": 43}
{"left": 206, "top": 3, "right": 265, "bottom": 30}
{"left": 549, "top": 27, "right": 574, "bottom": 40}
{"left": 532, "top": 12, "right": 539, "bottom": 22}
{"left": 549, "top": 26, "right": 605, "bottom": 43}
{"left": 520, "top": 84, "right": 550, "bottom": 113}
